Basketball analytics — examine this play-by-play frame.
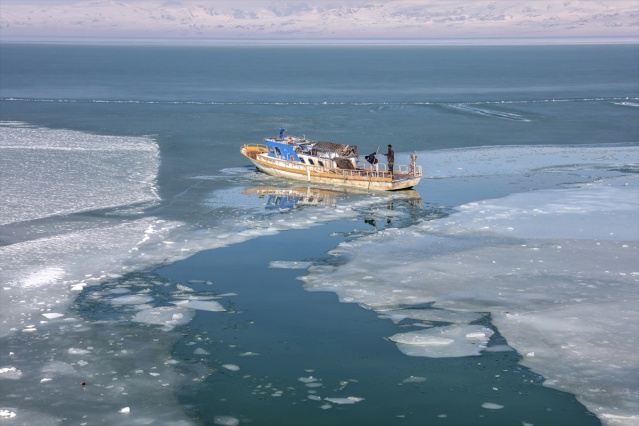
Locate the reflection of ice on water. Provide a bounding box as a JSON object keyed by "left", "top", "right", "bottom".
{"left": 302, "top": 174, "right": 639, "bottom": 425}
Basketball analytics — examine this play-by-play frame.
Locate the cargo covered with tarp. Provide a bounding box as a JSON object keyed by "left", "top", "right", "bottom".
{"left": 314, "top": 141, "right": 358, "bottom": 157}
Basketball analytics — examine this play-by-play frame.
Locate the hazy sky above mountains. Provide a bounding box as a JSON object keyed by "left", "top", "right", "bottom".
{"left": 1, "top": 1, "right": 637, "bottom": 42}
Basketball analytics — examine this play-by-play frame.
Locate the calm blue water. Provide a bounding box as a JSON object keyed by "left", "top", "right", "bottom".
{"left": 1, "top": 43, "right": 638, "bottom": 425}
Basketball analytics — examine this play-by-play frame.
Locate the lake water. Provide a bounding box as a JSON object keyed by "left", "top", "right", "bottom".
{"left": 1, "top": 43, "right": 638, "bottom": 425}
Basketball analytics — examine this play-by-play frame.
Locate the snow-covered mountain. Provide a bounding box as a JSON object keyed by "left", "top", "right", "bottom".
{"left": 0, "top": 0, "right": 637, "bottom": 41}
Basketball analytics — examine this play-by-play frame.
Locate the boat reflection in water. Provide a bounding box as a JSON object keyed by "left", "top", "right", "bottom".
{"left": 243, "top": 186, "right": 422, "bottom": 215}
{"left": 243, "top": 186, "right": 341, "bottom": 212}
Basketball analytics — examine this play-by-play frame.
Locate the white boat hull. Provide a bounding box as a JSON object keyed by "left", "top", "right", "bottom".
{"left": 242, "top": 144, "right": 421, "bottom": 191}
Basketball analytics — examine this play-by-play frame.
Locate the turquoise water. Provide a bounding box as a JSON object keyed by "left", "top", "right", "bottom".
{"left": 1, "top": 44, "right": 637, "bottom": 425}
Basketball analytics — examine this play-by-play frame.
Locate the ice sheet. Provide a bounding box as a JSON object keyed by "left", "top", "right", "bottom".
{"left": 3, "top": 123, "right": 636, "bottom": 426}
{"left": 0, "top": 121, "right": 160, "bottom": 225}
{"left": 303, "top": 173, "right": 639, "bottom": 425}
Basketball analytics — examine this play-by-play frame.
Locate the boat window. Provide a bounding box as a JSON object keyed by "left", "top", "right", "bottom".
{"left": 318, "top": 161, "right": 324, "bottom": 167}
{"left": 308, "top": 159, "right": 315, "bottom": 165}
{"left": 275, "top": 147, "right": 282, "bottom": 156}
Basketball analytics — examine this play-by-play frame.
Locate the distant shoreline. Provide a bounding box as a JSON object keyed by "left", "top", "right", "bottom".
{"left": 1, "top": 36, "right": 637, "bottom": 46}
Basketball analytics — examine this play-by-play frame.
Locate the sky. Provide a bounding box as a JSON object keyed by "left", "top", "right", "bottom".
{"left": 0, "top": 0, "right": 638, "bottom": 42}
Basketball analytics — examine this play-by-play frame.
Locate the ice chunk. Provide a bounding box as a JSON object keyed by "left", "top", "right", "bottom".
{"left": 214, "top": 416, "right": 240, "bottom": 426}
{"left": 465, "top": 332, "right": 488, "bottom": 339}
{"left": 390, "top": 325, "right": 494, "bottom": 358}
{"left": 389, "top": 332, "right": 453, "bottom": 346}
{"left": 132, "top": 306, "right": 195, "bottom": 328}
{"left": 401, "top": 376, "right": 427, "bottom": 383}
{"left": 481, "top": 402, "right": 504, "bottom": 410}
{"left": 110, "top": 294, "right": 154, "bottom": 305}
{"left": 118, "top": 407, "right": 130, "bottom": 414}
{"left": 0, "top": 410, "right": 17, "bottom": 418}
{"left": 42, "top": 313, "right": 64, "bottom": 319}
{"left": 324, "top": 396, "right": 365, "bottom": 404}
{"left": 269, "top": 261, "right": 313, "bottom": 269}
{"left": 171, "top": 299, "right": 226, "bottom": 312}
{"left": 0, "top": 366, "right": 22, "bottom": 379}
{"left": 222, "top": 364, "right": 240, "bottom": 371}
{"left": 68, "top": 348, "right": 91, "bottom": 355}
{"left": 176, "top": 284, "right": 194, "bottom": 292}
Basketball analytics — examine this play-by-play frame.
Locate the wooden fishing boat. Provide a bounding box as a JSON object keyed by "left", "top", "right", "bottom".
{"left": 241, "top": 133, "right": 422, "bottom": 191}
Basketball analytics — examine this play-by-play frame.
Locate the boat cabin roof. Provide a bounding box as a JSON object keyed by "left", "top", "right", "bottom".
{"left": 265, "top": 136, "right": 358, "bottom": 158}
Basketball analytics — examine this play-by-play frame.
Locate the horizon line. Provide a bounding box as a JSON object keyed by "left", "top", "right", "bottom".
{"left": 1, "top": 36, "right": 638, "bottom": 47}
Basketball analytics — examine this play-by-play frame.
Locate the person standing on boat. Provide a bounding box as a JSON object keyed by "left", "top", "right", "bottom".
{"left": 279, "top": 128, "right": 286, "bottom": 139}
{"left": 383, "top": 144, "right": 394, "bottom": 177}
{"left": 365, "top": 152, "right": 379, "bottom": 173}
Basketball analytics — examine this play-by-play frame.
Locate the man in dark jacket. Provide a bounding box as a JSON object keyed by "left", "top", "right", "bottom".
{"left": 383, "top": 144, "right": 394, "bottom": 177}
{"left": 365, "top": 152, "right": 379, "bottom": 172}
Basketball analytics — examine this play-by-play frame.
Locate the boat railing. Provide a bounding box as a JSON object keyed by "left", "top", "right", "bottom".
{"left": 255, "top": 151, "right": 422, "bottom": 180}
{"left": 395, "top": 163, "right": 423, "bottom": 176}
{"left": 358, "top": 162, "right": 423, "bottom": 178}
{"left": 242, "top": 143, "right": 267, "bottom": 151}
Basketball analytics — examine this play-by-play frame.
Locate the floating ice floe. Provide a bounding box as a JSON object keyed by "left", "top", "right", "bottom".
{"left": 213, "top": 415, "right": 240, "bottom": 426}
{"left": 0, "top": 409, "right": 17, "bottom": 418}
{"left": 222, "top": 364, "right": 240, "bottom": 371}
{"left": 389, "top": 325, "right": 494, "bottom": 357}
{"left": 0, "top": 367, "right": 22, "bottom": 379}
{"left": 324, "top": 396, "right": 365, "bottom": 405}
{"left": 132, "top": 306, "right": 195, "bottom": 328}
{"left": 269, "top": 261, "right": 313, "bottom": 269}
{"left": 68, "top": 348, "right": 91, "bottom": 355}
{"left": 110, "top": 294, "right": 154, "bottom": 305}
{"left": 401, "top": 376, "right": 427, "bottom": 383}
{"left": 176, "top": 284, "right": 195, "bottom": 292}
{"left": 481, "top": 402, "right": 504, "bottom": 410}
{"left": 171, "top": 299, "right": 226, "bottom": 312}
{"left": 42, "top": 313, "right": 64, "bottom": 319}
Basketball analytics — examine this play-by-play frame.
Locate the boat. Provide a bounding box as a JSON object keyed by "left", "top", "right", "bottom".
{"left": 240, "top": 132, "right": 422, "bottom": 191}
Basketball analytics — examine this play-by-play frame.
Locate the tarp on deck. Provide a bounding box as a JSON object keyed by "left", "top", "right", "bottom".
{"left": 315, "top": 141, "right": 358, "bottom": 157}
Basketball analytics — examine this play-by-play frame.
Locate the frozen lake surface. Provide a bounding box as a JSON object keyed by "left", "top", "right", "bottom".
{"left": 1, "top": 44, "right": 638, "bottom": 425}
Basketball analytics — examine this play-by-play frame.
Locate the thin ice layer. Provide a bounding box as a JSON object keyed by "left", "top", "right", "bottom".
{"left": 0, "top": 122, "right": 160, "bottom": 225}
